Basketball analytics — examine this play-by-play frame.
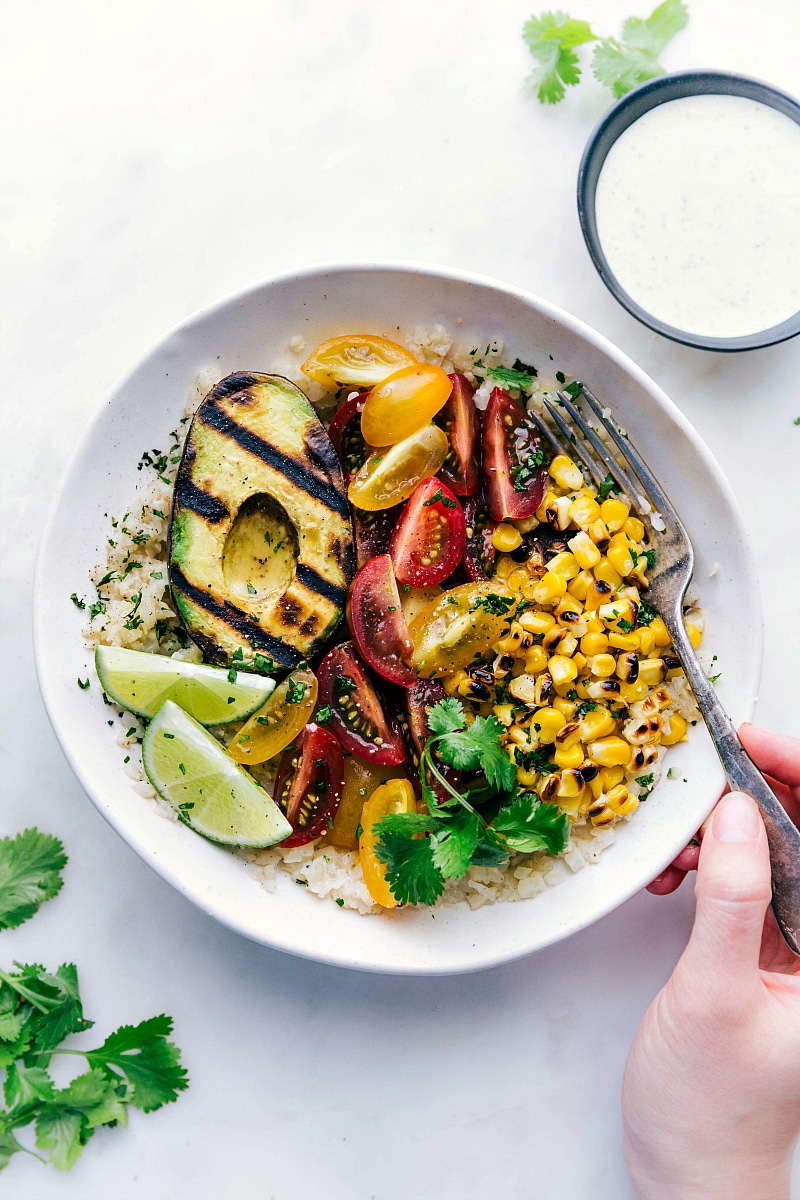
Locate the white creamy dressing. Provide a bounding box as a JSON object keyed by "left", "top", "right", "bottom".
{"left": 595, "top": 94, "right": 800, "bottom": 338}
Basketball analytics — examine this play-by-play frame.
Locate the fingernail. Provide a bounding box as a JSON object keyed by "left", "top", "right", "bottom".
{"left": 712, "top": 792, "right": 761, "bottom": 843}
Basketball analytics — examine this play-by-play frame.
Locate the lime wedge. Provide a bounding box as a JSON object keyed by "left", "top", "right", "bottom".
{"left": 96, "top": 645, "right": 274, "bottom": 725}
{"left": 142, "top": 700, "right": 292, "bottom": 847}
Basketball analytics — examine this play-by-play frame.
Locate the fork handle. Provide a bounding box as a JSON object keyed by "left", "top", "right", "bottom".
{"left": 664, "top": 619, "right": 800, "bottom": 955}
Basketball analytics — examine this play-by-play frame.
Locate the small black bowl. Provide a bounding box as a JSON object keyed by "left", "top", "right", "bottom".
{"left": 577, "top": 69, "right": 800, "bottom": 352}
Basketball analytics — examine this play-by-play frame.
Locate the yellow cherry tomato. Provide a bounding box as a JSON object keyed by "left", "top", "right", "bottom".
{"left": 301, "top": 334, "right": 417, "bottom": 387}
{"left": 228, "top": 667, "right": 318, "bottom": 764}
{"left": 359, "top": 778, "right": 417, "bottom": 908}
{"left": 347, "top": 424, "right": 449, "bottom": 511}
{"left": 327, "top": 758, "right": 409, "bottom": 851}
{"left": 360, "top": 363, "right": 453, "bottom": 446}
{"left": 408, "top": 581, "right": 516, "bottom": 678}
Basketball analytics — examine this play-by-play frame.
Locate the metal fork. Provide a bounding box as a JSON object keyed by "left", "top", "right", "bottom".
{"left": 532, "top": 382, "right": 800, "bottom": 954}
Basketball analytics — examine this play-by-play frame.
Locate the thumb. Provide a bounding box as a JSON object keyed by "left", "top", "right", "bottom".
{"left": 681, "top": 791, "right": 772, "bottom": 985}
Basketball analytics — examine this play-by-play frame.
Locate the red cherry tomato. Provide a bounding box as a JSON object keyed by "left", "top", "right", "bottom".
{"left": 435, "top": 373, "right": 481, "bottom": 496}
{"left": 317, "top": 643, "right": 406, "bottom": 765}
{"left": 388, "top": 477, "right": 466, "bottom": 587}
{"left": 483, "top": 387, "right": 548, "bottom": 521}
{"left": 347, "top": 555, "right": 416, "bottom": 688}
{"left": 328, "top": 391, "right": 368, "bottom": 479}
{"left": 463, "top": 490, "right": 497, "bottom": 581}
{"left": 274, "top": 724, "right": 344, "bottom": 848}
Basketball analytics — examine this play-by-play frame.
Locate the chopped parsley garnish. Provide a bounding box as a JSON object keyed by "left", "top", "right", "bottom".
{"left": 333, "top": 676, "right": 356, "bottom": 699}
{"left": 512, "top": 358, "right": 538, "bottom": 377}
{"left": 636, "top": 600, "right": 657, "bottom": 627}
{"left": 253, "top": 653, "right": 273, "bottom": 674}
{"left": 232, "top": 647, "right": 244, "bottom": 661}
{"left": 246, "top": 582, "right": 257, "bottom": 594}
{"left": 315, "top": 705, "right": 333, "bottom": 725}
{"left": 596, "top": 472, "right": 621, "bottom": 501}
{"left": 486, "top": 365, "right": 537, "bottom": 392}
{"left": 617, "top": 618, "right": 635, "bottom": 634}
{"left": 69, "top": 593, "right": 85, "bottom": 610}
{"left": 576, "top": 700, "right": 599, "bottom": 716}
{"left": 227, "top": 666, "right": 237, "bottom": 684}
{"left": 470, "top": 592, "right": 516, "bottom": 617}
{"left": 422, "top": 487, "right": 457, "bottom": 509}
{"left": 636, "top": 773, "right": 655, "bottom": 800}
{"left": 77, "top": 678, "right": 90, "bottom": 690}
{"left": 286, "top": 679, "right": 307, "bottom": 705}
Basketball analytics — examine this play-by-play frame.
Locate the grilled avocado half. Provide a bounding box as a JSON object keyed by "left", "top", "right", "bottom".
{"left": 169, "top": 372, "right": 355, "bottom": 669}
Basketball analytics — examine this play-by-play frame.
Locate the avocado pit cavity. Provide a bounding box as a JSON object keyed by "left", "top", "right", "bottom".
{"left": 222, "top": 494, "right": 298, "bottom": 603}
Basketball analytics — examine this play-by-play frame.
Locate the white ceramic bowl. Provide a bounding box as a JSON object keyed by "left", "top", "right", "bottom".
{"left": 34, "top": 261, "right": 761, "bottom": 975}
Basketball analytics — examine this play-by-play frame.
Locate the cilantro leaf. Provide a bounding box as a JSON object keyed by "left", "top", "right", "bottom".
{"left": 373, "top": 816, "right": 445, "bottom": 907}
{"left": 592, "top": 0, "right": 688, "bottom": 98}
{"left": 486, "top": 365, "right": 537, "bottom": 391}
{"left": 436, "top": 714, "right": 516, "bottom": 793}
{"left": 84, "top": 1015, "right": 189, "bottom": 1111}
{"left": 0, "top": 1128, "right": 24, "bottom": 1171}
{"left": 492, "top": 795, "right": 571, "bottom": 855}
{"left": 3, "top": 1062, "right": 55, "bottom": 1108}
{"left": 431, "top": 811, "right": 482, "bottom": 880}
{"left": 621, "top": 0, "right": 688, "bottom": 55}
{"left": 426, "top": 697, "right": 466, "bottom": 737}
{"left": 522, "top": 11, "right": 597, "bottom": 104}
{"left": 35, "top": 1108, "right": 84, "bottom": 1171}
{"left": 0, "top": 829, "right": 67, "bottom": 931}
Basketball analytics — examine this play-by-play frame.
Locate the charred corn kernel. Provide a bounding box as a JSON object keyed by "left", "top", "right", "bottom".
{"left": 553, "top": 743, "right": 584, "bottom": 770}
{"left": 584, "top": 579, "right": 614, "bottom": 612}
{"left": 629, "top": 743, "right": 659, "bottom": 771}
{"left": 507, "top": 568, "right": 529, "bottom": 593}
{"left": 567, "top": 569, "right": 593, "bottom": 601}
{"left": 607, "top": 533, "right": 634, "bottom": 577}
{"left": 588, "top": 737, "right": 631, "bottom": 767}
{"left": 586, "top": 678, "right": 622, "bottom": 701}
{"left": 584, "top": 614, "right": 606, "bottom": 634}
{"left": 616, "top": 652, "right": 639, "bottom": 683}
{"left": 623, "top": 516, "right": 646, "bottom": 541}
{"left": 534, "top": 672, "right": 555, "bottom": 706}
{"left": 650, "top": 686, "right": 673, "bottom": 711}
{"left": 600, "top": 765, "right": 625, "bottom": 789}
{"left": 567, "top": 529, "right": 602, "bottom": 570}
{"left": 599, "top": 598, "right": 637, "bottom": 629}
{"left": 523, "top": 646, "right": 548, "bottom": 674}
{"left": 519, "top": 610, "right": 555, "bottom": 635}
{"left": 555, "top": 720, "right": 581, "bottom": 747}
{"left": 515, "top": 514, "right": 540, "bottom": 534}
{"left": 579, "top": 707, "right": 617, "bottom": 741}
{"left": 591, "top": 805, "right": 616, "bottom": 828}
{"left": 456, "top": 678, "right": 475, "bottom": 699}
{"left": 617, "top": 793, "right": 639, "bottom": 817}
{"left": 443, "top": 670, "right": 468, "bottom": 696}
{"left": 686, "top": 621, "right": 703, "bottom": 649}
{"left": 620, "top": 680, "right": 650, "bottom": 703}
{"left": 661, "top": 713, "right": 688, "bottom": 745}
{"left": 547, "top": 551, "right": 580, "bottom": 580}
{"left": 594, "top": 558, "right": 623, "bottom": 589}
{"left": 557, "top": 768, "right": 585, "bottom": 799}
{"left": 549, "top": 454, "right": 584, "bottom": 490}
{"left": 587, "top": 772, "right": 605, "bottom": 799}
{"left": 492, "top": 523, "right": 523, "bottom": 553}
{"left": 494, "top": 556, "right": 515, "bottom": 581}
{"left": 649, "top": 615, "right": 671, "bottom": 647}
{"left": 521, "top": 579, "right": 539, "bottom": 601}
{"left": 508, "top": 674, "right": 538, "bottom": 705}
{"left": 553, "top": 696, "right": 578, "bottom": 719}
{"left": 552, "top": 496, "right": 573, "bottom": 530}
{"left": 510, "top": 657, "right": 527, "bottom": 678}
{"left": 508, "top": 724, "right": 532, "bottom": 747}
{"left": 580, "top": 631, "right": 609, "bottom": 657}
{"left": 600, "top": 496, "right": 630, "bottom": 531}
{"left": 493, "top": 704, "right": 515, "bottom": 726}
{"left": 555, "top": 593, "right": 584, "bottom": 618}
{"left": 623, "top": 714, "right": 664, "bottom": 744}
{"left": 534, "top": 707, "right": 566, "bottom": 743}
{"left": 638, "top": 627, "right": 657, "bottom": 656}
{"left": 638, "top": 657, "right": 666, "bottom": 686}
{"left": 536, "top": 489, "right": 557, "bottom": 523}
{"left": 549, "top": 655, "right": 578, "bottom": 687}
{"left": 517, "top": 767, "right": 539, "bottom": 788}
{"left": 606, "top": 784, "right": 632, "bottom": 813}
{"left": 608, "top": 631, "right": 639, "bottom": 652}
{"left": 533, "top": 571, "right": 567, "bottom": 604}
{"left": 589, "top": 653, "right": 616, "bottom": 678}
{"left": 572, "top": 651, "right": 587, "bottom": 672}
{"left": 587, "top": 518, "right": 611, "bottom": 547}
{"left": 569, "top": 493, "right": 601, "bottom": 527}
{"left": 496, "top": 623, "right": 525, "bottom": 654}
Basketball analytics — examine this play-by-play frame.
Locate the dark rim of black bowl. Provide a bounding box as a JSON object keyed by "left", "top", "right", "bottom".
{"left": 577, "top": 69, "right": 800, "bottom": 352}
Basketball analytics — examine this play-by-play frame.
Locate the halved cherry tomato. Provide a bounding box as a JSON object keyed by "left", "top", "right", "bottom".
{"left": 327, "top": 757, "right": 409, "bottom": 851}
{"left": 352, "top": 505, "right": 400, "bottom": 569}
{"left": 399, "top": 584, "right": 442, "bottom": 625}
{"left": 359, "top": 778, "right": 417, "bottom": 908}
{"left": 361, "top": 364, "right": 452, "bottom": 447}
{"left": 389, "top": 477, "right": 466, "bottom": 587}
{"left": 394, "top": 678, "right": 445, "bottom": 769}
{"left": 463, "top": 490, "right": 497, "bottom": 581}
{"left": 229, "top": 666, "right": 318, "bottom": 764}
{"left": 483, "top": 387, "right": 548, "bottom": 521}
{"left": 435, "top": 373, "right": 481, "bottom": 496}
{"left": 347, "top": 555, "right": 416, "bottom": 687}
{"left": 328, "top": 391, "right": 368, "bottom": 478}
{"left": 347, "top": 424, "right": 448, "bottom": 511}
{"left": 301, "top": 334, "right": 417, "bottom": 388}
{"left": 317, "top": 642, "right": 406, "bottom": 764}
{"left": 407, "top": 581, "right": 516, "bottom": 678}
{"left": 274, "top": 723, "right": 344, "bottom": 848}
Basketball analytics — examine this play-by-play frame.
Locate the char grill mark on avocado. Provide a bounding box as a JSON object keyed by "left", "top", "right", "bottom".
{"left": 169, "top": 565, "right": 302, "bottom": 667}
{"left": 295, "top": 563, "right": 347, "bottom": 606}
{"left": 173, "top": 475, "right": 229, "bottom": 523}
{"left": 201, "top": 394, "right": 350, "bottom": 519}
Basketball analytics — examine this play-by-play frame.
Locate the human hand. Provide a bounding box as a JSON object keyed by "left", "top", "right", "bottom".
{"left": 622, "top": 725, "right": 800, "bottom": 1200}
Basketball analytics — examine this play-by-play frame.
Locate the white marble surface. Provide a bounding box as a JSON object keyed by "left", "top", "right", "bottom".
{"left": 1, "top": 1, "right": 799, "bottom": 1196}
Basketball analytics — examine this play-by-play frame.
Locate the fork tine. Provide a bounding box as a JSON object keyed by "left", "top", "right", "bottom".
{"left": 576, "top": 385, "right": 678, "bottom": 522}
{"left": 526, "top": 408, "right": 564, "bottom": 462}
{"left": 534, "top": 400, "right": 605, "bottom": 489}
{"left": 549, "top": 392, "right": 644, "bottom": 502}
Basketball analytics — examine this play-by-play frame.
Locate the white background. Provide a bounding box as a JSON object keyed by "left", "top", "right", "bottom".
{"left": 2, "top": 1, "right": 799, "bottom": 1197}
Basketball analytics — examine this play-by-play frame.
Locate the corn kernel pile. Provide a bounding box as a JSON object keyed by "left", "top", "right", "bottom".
{"left": 443, "top": 454, "right": 701, "bottom": 830}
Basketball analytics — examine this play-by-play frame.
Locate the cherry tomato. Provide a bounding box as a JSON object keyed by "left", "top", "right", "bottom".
{"left": 393, "top": 678, "right": 445, "bottom": 770}
{"left": 229, "top": 666, "right": 318, "bottom": 765}
{"left": 317, "top": 642, "right": 406, "bottom": 764}
{"left": 347, "top": 555, "right": 416, "bottom": 688}
{"left": 435, "top": 373, "right": 481, "bottom": 496}
{"left": 389, "top": 477, "right": 466, "bottom": 587}
{"left": 351, "top": 505, "right": 400, "bottom": 570}
{"left": 359, "top": 778, "right": 417, "bottom": 908}
{"left": 463, "top": 490, "right": 497, "bottom": 581}
{"left": 328, "top": 391, "right": 368, "bottom": 478}
{"left": 327, "top": 758, "right": 409, "bottom": 851}
{"left": 301, "top": 334, "right": 417, "bottom": 388}
{"left": 483, "top": 387, "right": 548, "bottom": 521}
{"left": 361, "top": 364, "right": 452, "bottom": 447}
{"left": 347, "top": 424, "right": 448, "bottom": 512}
{"left": 399, "top": 584, "right": 443, "bottom": 626}
{"left": 273, "top": 723, "right": 344, "bottom": 848}
{"left": 407, "top": 581, "right": 516, "bottom": 678}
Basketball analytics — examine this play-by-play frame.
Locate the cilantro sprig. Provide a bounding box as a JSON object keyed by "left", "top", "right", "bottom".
{"left": 373, "top": 699, "right": 570, "bottom": 906}
{"left": 0, "top": 832, "right": 67, "bottom": 932}
{"left": 523, "top": 1, "right": 688, "bottom": 104}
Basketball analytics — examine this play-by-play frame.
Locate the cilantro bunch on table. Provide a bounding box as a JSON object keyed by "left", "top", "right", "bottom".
{"left": 373, "top": 699, "right": 571, "bottom": 906}
{"left": 523, "top": 0, "right": 689, "bottom": 104}
{"left": 0, "top": 830, "right": 188, "bottom": 1173}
